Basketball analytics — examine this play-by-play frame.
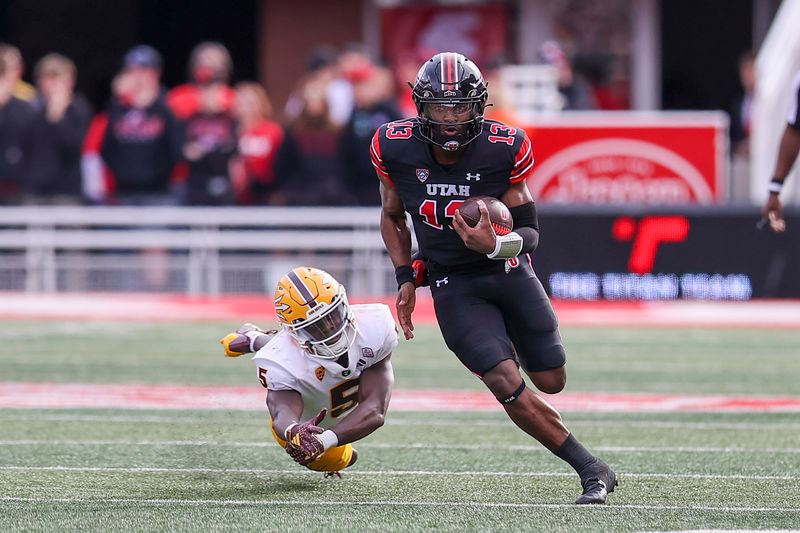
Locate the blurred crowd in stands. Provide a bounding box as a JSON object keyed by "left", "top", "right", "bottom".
{"left": 0, "top": 41, "right": 409, "bottom": 207}
{"left": 0, "top": 40, "right": 613, "bottom": 208}
{"left": 0, "top": 40, "right": 749, "bottom": 207}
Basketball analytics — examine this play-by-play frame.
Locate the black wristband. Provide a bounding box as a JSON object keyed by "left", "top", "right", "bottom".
{"left": 395, "top": 265, "right": 414, "bottom": 290}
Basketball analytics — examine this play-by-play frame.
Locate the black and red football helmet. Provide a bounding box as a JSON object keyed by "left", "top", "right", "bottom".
{"left": 411, "top": 52, "right": 489, "bottom": 151}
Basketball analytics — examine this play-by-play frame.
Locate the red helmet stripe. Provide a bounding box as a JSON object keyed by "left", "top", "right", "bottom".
{"left": 447, "top": 53, "right": 454, "bottom": 84}
{"left": 441, "top": 52, "right": 457, "bottom": 86}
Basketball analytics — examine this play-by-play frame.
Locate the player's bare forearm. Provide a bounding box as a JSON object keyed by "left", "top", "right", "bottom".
{"left": 772, "top": 126, "right": 800, "bottom": 181}
{"left": 763, "top": 126, "right": 800, "bottom": 232}
{"left": 500, "top": 180, "right": 535, "bottom": 207}
{"left": 379, "top": 180, "right": 412, "bottom": 267}
{"left": 326, "top": 357, "right": 394, "bottom": 445}
{"left": 381, "top": 211, "right": 412, "bottom": 267}
{"left": 266, "top": 389, "right": 304, "bottom": 438}
{"left": 379, "top": 178, "right": 416, "bottom": 339}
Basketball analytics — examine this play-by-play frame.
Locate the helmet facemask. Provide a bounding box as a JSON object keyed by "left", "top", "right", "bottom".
{"left": 287, "top": 286, "right": 356, "bottom": 360}
{"left": 416, "top": 99, "right": 486, "bottom": 151}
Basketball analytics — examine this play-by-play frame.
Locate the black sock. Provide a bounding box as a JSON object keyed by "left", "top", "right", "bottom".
{"left": 554, "top": 433, "right": 596, "bottom": 476}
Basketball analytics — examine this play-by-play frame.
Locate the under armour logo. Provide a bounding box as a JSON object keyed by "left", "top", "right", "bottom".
{"left": 466, "top": 173, "right": 481, "bottom": 181}
{"left": 435, "top": 277, "right": 449, "bottom": 287}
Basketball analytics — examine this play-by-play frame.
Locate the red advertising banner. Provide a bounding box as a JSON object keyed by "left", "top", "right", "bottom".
{"left": 524, "top": 113, "right": 729, "bottom": 204}
{"left": 380, "top": 5, "right": 509, "bottom": 68}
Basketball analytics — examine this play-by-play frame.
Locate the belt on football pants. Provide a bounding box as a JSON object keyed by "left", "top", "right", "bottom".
{"left": 426, "top": 259, "right": 508, "bottom": 275}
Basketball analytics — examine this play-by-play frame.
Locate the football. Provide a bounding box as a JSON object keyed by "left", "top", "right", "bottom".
{"left": 458, "top": 196, "right": 513, "bottom": 235}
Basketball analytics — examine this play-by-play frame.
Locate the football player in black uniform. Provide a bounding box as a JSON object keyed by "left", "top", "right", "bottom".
{"left": 372, "top": 52, "right": 617, "bottom": 504}
{"left": 762, "top": 70, "right": 800, "bottom": 233}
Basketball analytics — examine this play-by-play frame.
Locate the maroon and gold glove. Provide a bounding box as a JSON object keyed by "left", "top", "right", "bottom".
{"left": 285, "top": 409, "right": 327, "bottom": 466}
{"left": 220, "top": 323, "right": 274, "bottom": 357}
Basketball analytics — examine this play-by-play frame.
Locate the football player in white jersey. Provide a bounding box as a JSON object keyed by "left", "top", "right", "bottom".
{"left": 221, "top": 266, "right": 397, "bottom": 476}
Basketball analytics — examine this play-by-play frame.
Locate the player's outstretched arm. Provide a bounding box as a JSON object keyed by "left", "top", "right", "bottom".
{"left": 379, "top": 179, "right": 415, "bottom": 340}
{"left": 320, "top": 356, "right": 394, "bottom": 446}
{"left": 220, "top": 323, "right": 275, "bottom": 357}
{"left": 763, "top": 125, "right": 800, "bottom": 233}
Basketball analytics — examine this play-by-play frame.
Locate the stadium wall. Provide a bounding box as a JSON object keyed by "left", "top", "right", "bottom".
{"left": 0, "top": 206, "right": 796, "bottom": 300}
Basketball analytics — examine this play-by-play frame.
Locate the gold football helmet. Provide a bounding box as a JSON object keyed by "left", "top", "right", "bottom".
{"left": 274, "top": 267, "right": 356, "bottom": 359}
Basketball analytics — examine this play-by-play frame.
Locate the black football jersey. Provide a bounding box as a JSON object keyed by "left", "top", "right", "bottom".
{"left": 372, "top": 118, "right": 533, "bottom": 266}
{"left": 789, "top": 70, "right": 800, "bottom": 131}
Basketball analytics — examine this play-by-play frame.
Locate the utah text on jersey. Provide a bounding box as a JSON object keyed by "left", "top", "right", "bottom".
{"left": 371, "top": 118, "right": 534, "bottom": 266}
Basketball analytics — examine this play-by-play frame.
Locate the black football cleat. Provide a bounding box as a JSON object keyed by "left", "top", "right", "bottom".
{"left": 576, "top": 460, "right": 618, "bottom": 505}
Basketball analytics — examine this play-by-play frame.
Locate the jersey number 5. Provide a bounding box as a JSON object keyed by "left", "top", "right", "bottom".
{"left": 330, "top": 377, "right": 361, "bottom": 418}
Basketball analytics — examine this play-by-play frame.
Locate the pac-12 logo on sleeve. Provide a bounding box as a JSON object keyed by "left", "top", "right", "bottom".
{"left": 416, "top": 168, "right": 430, "bottom": 182}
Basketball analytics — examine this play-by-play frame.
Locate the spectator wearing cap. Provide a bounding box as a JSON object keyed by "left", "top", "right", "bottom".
{"left": 0, "top": 50, "right": 35, "bottom": 204}
{"left": 167, "top": 42, "right": 238, "bottom": 205}
{"left": 23, "top": 53, "right": 92, "bottom": 204}
{"left": 0, "top": 43, "right": 36, "bottom": 102}
{"left": 91, "top": 45, "right": 183, "bottom": 205}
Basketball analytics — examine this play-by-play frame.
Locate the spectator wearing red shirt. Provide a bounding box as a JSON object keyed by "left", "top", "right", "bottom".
{"left": 274, "top": 78, "right": 349, "bottom": 206}
{"left": 167, "top": 41, "right": 236, "bottom": 120}
{"left": 230, "top": 82, "right": 284, "bottom": 205}
{"left": 167, "top": 42, "right": 238, "bottom": 205}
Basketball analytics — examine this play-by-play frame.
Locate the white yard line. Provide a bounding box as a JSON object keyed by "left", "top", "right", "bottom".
{"left": 1, "top": 439, "right": 799, "bottom": 454}
{"left": 0, "top": 495, "right": 797, "bottom": 513}
{"left": 0, "top": 466, "right": 796, "bottom": 481}
{"left": 4, "top": 413, "right": 800, "bottom": 432}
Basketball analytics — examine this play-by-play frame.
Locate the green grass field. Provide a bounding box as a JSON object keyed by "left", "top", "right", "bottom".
{"left": 1, "top": 321, "right": 800, "bottom": 531}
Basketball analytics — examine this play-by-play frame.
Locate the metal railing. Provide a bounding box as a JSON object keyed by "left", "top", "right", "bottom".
{"left": 0, "top": 207, "right": 395, "bottom": 296}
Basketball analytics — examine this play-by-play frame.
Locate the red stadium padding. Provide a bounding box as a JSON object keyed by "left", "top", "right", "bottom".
{"left": 1, "top": 293, "right": 800, "bottom": 328}
{"left": 1, "top": 382, "right": 799, "bottom": 413}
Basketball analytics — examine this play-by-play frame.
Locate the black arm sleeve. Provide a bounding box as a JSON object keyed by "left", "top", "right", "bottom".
{"left": 509, "top": 202, "right": 539, "bottom": 254}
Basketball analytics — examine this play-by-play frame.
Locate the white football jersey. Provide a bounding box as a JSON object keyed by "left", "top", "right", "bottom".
{"left": 252, "top": 303, "right": 398, "bottom": 429}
